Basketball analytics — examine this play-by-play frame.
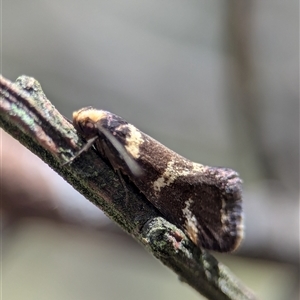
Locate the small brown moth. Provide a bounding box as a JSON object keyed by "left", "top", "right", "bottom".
{"left": 68, "top": 107, "right": 244, "bottom": 252}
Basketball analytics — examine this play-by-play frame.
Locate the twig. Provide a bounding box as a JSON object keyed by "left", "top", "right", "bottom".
{"left": 0, "top": 74, "right": 257, "bottom": 300}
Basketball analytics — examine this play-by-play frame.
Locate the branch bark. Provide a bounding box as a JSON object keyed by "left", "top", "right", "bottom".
{"left": 0, "top": 74, "right": 257, "bottom": 300}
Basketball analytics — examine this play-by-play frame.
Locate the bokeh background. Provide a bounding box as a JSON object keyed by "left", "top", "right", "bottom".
{"left": 1, "top": 1, "right": 299, "bottom": 299}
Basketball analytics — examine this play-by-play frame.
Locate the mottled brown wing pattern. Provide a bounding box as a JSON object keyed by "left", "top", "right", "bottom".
{"left": 71, "top": 107, "right": 244, "bottom": 252}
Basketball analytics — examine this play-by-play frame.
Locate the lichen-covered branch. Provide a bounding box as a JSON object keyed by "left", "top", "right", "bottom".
{"left": 0, "top": 74, "right": 257, "bottom": 300}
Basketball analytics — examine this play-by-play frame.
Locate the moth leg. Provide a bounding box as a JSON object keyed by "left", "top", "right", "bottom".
{"left": 101, "top": 140, "right": 130, "bottom": 203}
{"left": 117, "top": 169, "right": 129, "bottom": 204}
{"left": 62, "top": 136, "right": 98, "bottom": 165}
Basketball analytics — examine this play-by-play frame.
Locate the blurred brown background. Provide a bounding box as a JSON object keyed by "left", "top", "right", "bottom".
{"left": 1, "top": 1, "right": 299, "bottom": 299}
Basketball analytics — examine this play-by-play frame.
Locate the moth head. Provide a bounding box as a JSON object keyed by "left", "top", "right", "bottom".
{"left": 72, "top": 107, "right": 107, "bottom": 140}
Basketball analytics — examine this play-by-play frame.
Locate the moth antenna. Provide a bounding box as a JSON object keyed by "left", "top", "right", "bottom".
{"left": 63, "top": 115, "right": 73, "bottom": 124}
{"left": 62, "top": 136, "right": 98, "bottom": 166}
{"left": 96, "top": 123, "right": 143, "bottom": 177}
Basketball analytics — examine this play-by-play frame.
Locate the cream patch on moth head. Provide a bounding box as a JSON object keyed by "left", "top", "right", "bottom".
{"left": 124, "top": 124, "right": 143, "bottom": 159}
{"left": 153, "top": 160, "right": 192, "bottom": 192}
{"left": 182, "top": 198, "right": 199, "bottom": 245}
{"left": 73, "top": 108, "right": 107, "bottom": 124}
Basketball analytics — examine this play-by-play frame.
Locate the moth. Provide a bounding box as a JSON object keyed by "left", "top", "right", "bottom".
{"left": 68, "top": 107, "right": 244, "bottom": 252}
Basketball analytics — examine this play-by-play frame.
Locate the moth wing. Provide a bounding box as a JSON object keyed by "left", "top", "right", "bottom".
{"left": 95, "top": 123, "right": 143, "bottom": 177}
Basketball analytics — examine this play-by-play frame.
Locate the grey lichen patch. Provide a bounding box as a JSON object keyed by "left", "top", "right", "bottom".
{"left": 10, "top": 103, "right": 36, "bottom": 128}
{"left": 141, "top": 217, "right": 193, "bottom": 259}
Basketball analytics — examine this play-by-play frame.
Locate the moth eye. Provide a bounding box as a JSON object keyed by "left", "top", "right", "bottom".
{"left": 78, "top": 120, "right": 98, "bottom": 139}
{"left": 85, "top": 121, "right": 94, "bottom": 130}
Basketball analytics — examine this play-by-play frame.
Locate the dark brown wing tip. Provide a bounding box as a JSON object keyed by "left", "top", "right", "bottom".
{"left": 197, "top": 167, "right": 244, "bottom": 252}
{"left": 219, "top": 169, "right": 244, "bottom": 252}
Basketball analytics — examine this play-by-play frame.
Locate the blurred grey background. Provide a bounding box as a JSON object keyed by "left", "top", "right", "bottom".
{"left": 1, "top": 1, "right": 299, "bottom": 299}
